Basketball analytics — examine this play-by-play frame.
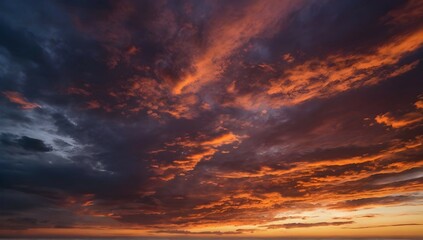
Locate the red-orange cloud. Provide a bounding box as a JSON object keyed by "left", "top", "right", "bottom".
{"left": 3, "top": 91, "right": 40, "bottom": 109}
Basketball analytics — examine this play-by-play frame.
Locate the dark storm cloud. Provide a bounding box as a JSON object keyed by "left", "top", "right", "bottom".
{"left": 0, "top": 134, "right": 53, "bottom": 152}
{"left": 0, "top": 0, "right": 423, "bottom": 236}
{"left": 16, "top": 136, "right": 52, "bottom": 152}
{"left": 0, "top": 19, "right": 45, "bottom": 65}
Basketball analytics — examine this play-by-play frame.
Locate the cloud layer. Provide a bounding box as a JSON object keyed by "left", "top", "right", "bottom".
{"left": 0, "top": 0, "right": 423, "bottom": 238}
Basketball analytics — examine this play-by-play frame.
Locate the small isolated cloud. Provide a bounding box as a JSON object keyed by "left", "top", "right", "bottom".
{"left": 375, "top": 99, "right": 423, "bottom": 128}
{"left": 2, "top": 91, "right": 39, "bottom": 109}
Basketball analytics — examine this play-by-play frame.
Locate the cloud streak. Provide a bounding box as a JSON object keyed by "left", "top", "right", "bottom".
{"left": 3, "top": 92, "right": 40, "bottom": 109}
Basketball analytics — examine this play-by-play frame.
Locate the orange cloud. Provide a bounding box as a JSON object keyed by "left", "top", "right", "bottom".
{"left": 2, "top": 91, "right": 40, "bottom": 109}
{"left": 224, "top": 28, "right": 423, "bottom": 111}
{"left": 375, "top": 112, "right": 423, "bottom": 128}
{"left": 383, "top": 0, "right": 423, "bottom": 26}
{"left": 200, "top": 132, "right": 240, "bottom": 147}
{"left": 105, "top": 76, "right": 202, "bottom": 119}
{"left": 266, "top": 29, "right": 423, "bottom": 105}
{"left": 415, "top": 100, "right": 423, "bottom": 109}
{"left": 197, "top": 135, "right": 423, "bottom": 223}
{"left": 66, "top": 87, "right": 91, "bottom": 96}
{"left": 265, "top": 221, "right": 354, "bottom": 229}
{"left": 151, "top": 132, "right": 243, "bottom": 180}
{"left": 86, "top": 100, "right": 101, "bottom": 109}
{"left": 172, "top": 0, "right": 302, "bottom": 94}
{"left": 126, "top": 46, "right": 139, "bottom": 56}
{"left": 348, "top": 223, "right": 423, "bottom": 229}
{"left": 375, "top": 99, "right": 423, "bottom": 128}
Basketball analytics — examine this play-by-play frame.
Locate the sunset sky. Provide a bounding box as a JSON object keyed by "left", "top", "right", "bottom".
{"left": 1, "top": 0, "right": 423, "bottom": 238}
